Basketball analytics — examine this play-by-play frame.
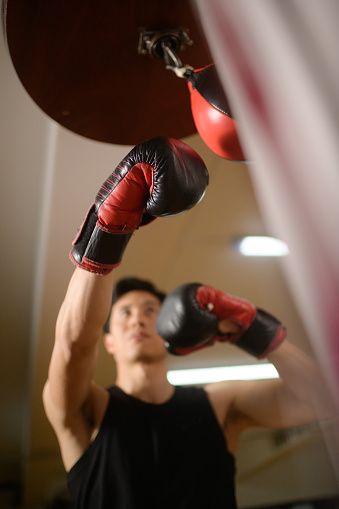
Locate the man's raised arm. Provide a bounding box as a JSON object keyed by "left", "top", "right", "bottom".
{"left": 156, "top": 282, "right": 335, "bottom": 431}
{"left": 43, "top": 137, "right": 209, "bottom": 464}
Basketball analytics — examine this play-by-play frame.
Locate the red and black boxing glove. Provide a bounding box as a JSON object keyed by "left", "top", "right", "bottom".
{"left": 185, "top": 64, "right": 245, "bottom": 161}
{"left": 156, "top": 283, "right": 286, "bottom": 359}
{"left": 70, "top": 137, "right": 209, "bottom": 274}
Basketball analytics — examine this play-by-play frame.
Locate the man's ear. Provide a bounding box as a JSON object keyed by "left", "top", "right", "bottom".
{"left": 103, "top": 332, "right": 116, "bottom": 355}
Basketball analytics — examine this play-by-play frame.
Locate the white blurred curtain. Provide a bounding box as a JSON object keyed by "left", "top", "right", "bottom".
{"left": 194, "top": 0, "right": 339, "bottom": 471}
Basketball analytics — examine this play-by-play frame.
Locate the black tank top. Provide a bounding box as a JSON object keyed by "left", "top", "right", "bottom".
{"left": 67, "top": 385, "right": 237, "bottom": 509}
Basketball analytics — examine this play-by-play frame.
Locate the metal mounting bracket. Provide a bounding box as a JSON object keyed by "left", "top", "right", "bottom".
{"left": 137, "top": 28, "right": 194, "bottom": 77}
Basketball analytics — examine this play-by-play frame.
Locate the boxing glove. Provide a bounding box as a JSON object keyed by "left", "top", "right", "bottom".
{"left": 70, "top": 137, "right": 209, "bottom": 274}
{"left": 156, "top": 283, "right": 286, "bottom": 358}
{"left": 185, "top": 64, "right": 245, "bottom": 161}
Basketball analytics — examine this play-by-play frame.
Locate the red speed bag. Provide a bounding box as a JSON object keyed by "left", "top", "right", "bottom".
{"left": 186, "top": 64, "right": 245, "bottom": 161}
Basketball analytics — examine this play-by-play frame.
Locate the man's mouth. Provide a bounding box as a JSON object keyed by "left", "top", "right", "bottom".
{"left": 129, "top": 332, "right": 149, "bottom": 342}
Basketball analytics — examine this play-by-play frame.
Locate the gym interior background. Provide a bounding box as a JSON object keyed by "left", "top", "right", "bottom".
{"left": 1, "top": 2, "right": 338, "bottom": 508}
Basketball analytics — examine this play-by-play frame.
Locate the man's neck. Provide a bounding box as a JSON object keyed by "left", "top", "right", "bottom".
{"left": 115, "top": 360, "right": 174, "bottom": 404}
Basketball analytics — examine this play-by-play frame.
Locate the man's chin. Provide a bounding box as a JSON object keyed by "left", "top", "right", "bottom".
{"left": 130, "top": 349, "right": 167, "bottom": 365}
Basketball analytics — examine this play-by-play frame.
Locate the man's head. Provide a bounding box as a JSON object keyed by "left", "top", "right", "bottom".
{"left": 104, "top": 277, "right": 166, "bottom": 333}
{"left": 103, "top": 277, "right": 167, "bottom": 366}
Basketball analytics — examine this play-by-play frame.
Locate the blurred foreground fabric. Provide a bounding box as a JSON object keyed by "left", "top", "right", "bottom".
{"left": 194, "top": 0, "right": 339, "bottom": 475}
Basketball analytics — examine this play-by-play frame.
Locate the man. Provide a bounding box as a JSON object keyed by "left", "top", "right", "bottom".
{"left": 43, "top": 137, "right": 332, "bottom": 508}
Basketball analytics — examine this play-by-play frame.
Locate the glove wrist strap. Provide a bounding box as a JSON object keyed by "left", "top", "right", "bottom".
{"left": 70, "top": 205, "right": 133, "bottom": 275}
{"left": 235, "top": 309, "right": 286, "bottom": 358}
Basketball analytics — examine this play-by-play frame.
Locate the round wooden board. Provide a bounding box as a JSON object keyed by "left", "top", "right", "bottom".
{"left": 4, "top": 0, "right": 213, "bottom": 145}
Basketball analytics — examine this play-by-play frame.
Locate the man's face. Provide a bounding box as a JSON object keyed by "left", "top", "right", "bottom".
{"left": 105, "top": 290, "right": 167, "bottom": 365}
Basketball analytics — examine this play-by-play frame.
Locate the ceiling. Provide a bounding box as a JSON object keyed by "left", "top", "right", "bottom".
{"left": 0, "top": 4, "right": 338, "bottom": 508}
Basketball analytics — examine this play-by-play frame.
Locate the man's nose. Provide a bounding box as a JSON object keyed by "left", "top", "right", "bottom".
{"left": 130, "top": 310, "right": 145, "bottom": 326}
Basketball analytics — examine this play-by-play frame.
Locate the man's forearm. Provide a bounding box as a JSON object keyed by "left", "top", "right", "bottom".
{"left": 267, "top": 341, "right": 336, "bottom": 421}
{"left": 56, "top": 268, "right": 115, "bottom": 350}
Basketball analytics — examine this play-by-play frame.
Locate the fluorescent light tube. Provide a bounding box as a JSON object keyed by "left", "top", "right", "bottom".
{"left": 236, "top": 236, "right": 289, "bottom": 257}
{"left": 167, "top": 364, "right": 279, "bottom": 385}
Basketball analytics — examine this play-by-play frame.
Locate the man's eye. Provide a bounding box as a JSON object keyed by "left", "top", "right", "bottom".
{"left": 146, "top": 307, "right": 157, "bottom": 313}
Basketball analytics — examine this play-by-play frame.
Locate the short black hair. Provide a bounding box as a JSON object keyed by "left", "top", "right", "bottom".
{"left": 103, "top": 277, "right": 166, "bottom": 333}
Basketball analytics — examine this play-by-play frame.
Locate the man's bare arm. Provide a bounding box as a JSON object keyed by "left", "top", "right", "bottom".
{"left": 224, "top": 341, "right": 335, "bottom": 430}
{"left": 157, "top": 283, "right": 336, "bottom": 434}
{"left": 44, "top": 268, "right": 114, "bottom": 419}
{"left": 43, "top": 138, "right": 209, "bottom": 468}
